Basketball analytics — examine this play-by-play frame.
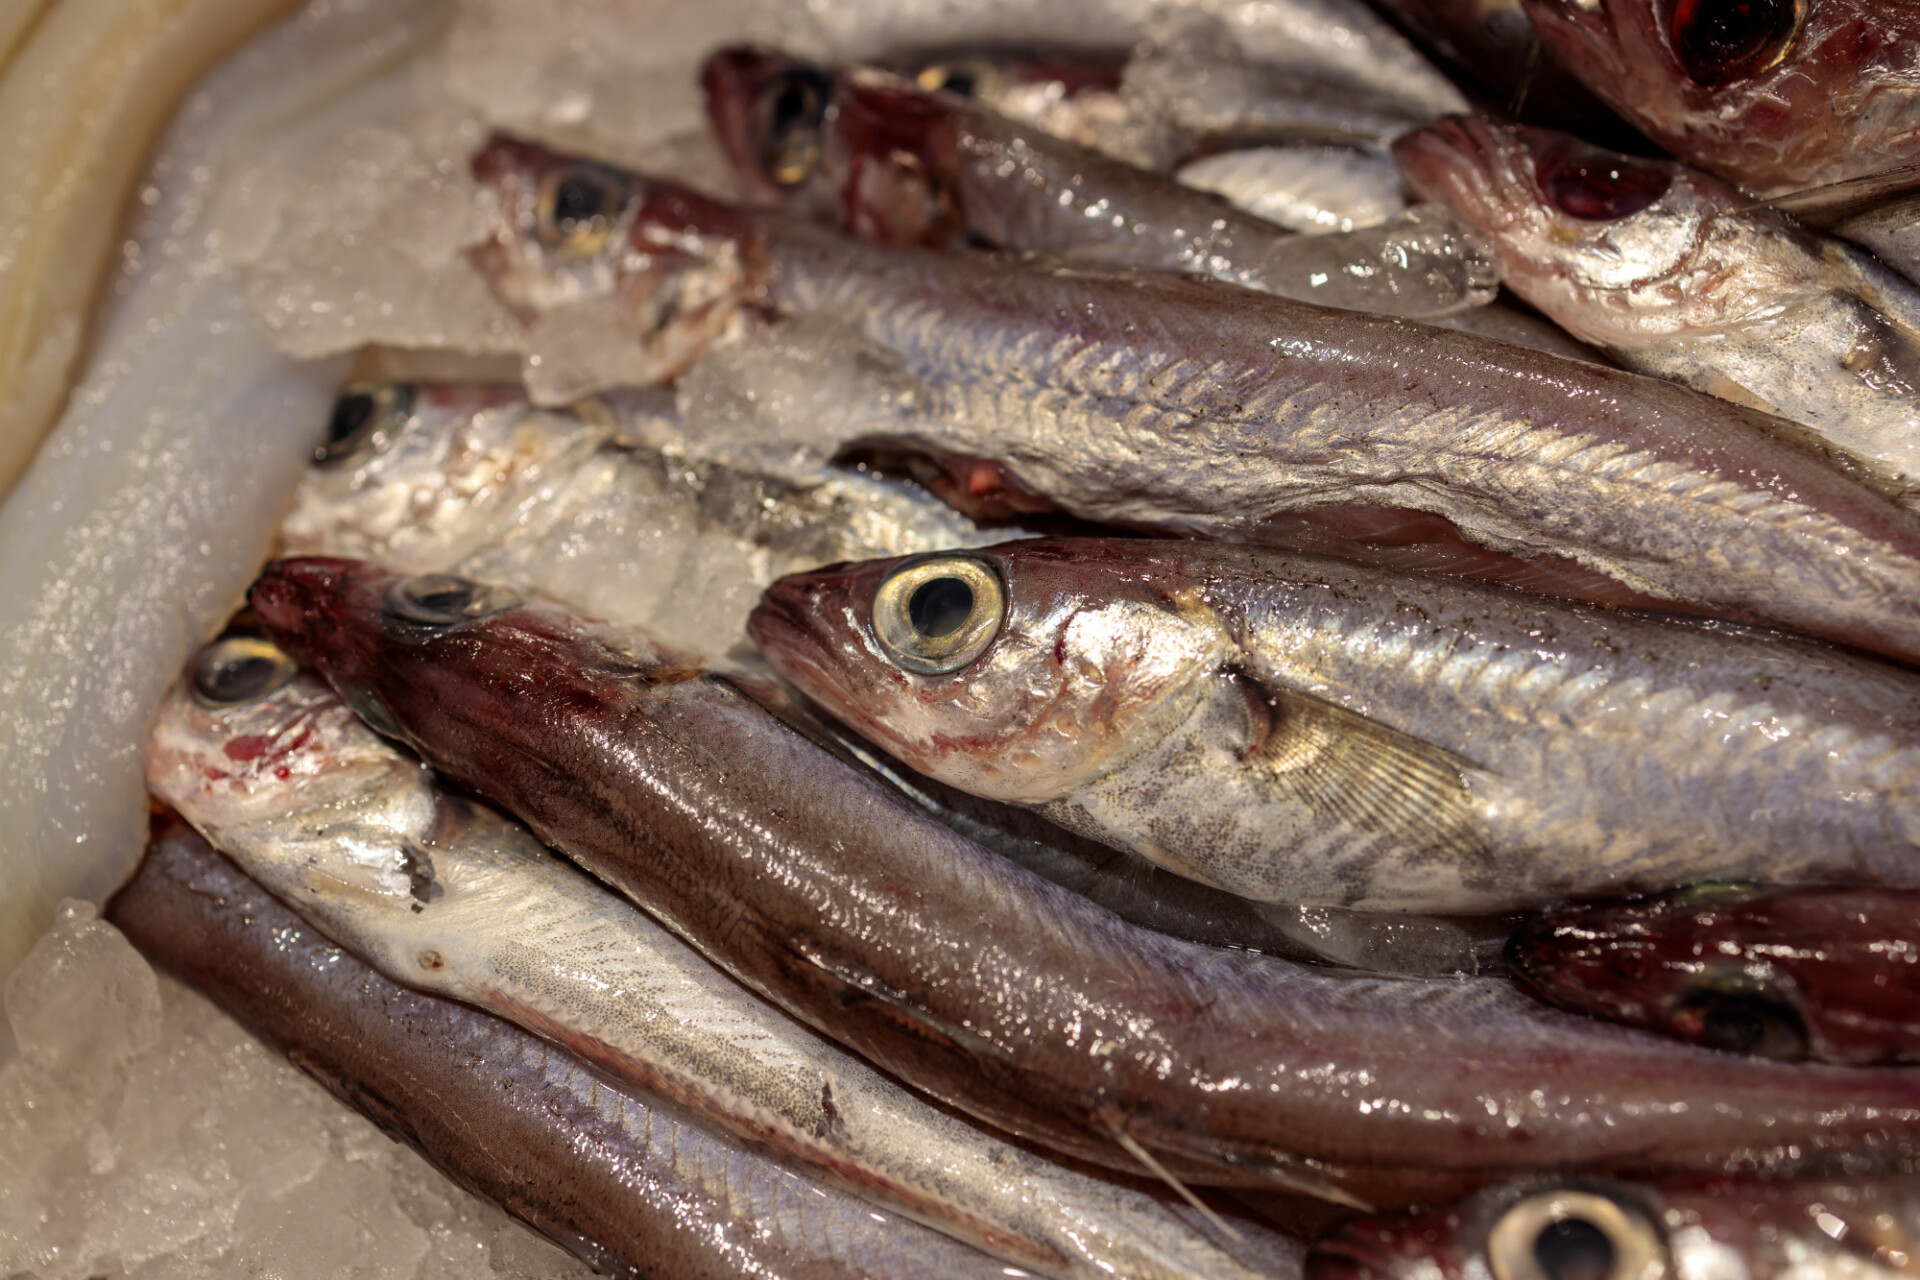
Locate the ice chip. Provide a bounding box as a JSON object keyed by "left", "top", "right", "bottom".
{"left": 4, "top": 899, "right": 161, "bottom": 1091}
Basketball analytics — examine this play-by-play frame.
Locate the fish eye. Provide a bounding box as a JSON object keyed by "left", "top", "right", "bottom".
{"left": 871, "top": 554, "right": 1005, "bottom": 675}
{"left": 1669, "top": 983, "right": 1809, "bottom": 1059}
{"left": 1488, "top": 1188, "right": 1666, "bottom": 1280}
{"left": 384, "top": 573, "right": 523, "bottom": 629}
{"left": 1536, "top": 145, "right": 1672, "bottom": 221}
{"left": 535, "top": 164, "right": 631, "bottom": 258}
{"left": 758, "top": 65, "right": 833, "bottom": 187}
{"left": 189, "top": 636, "right": 299, "bottom": 708}
{"left": 1667, "top": 0, "right": 1803, "bottom": 88}
{"left": 316, "top": 383, "right": 414, "bottom": 465}
{"left": 915, "top": 58, "right": 991, "bottom": 98}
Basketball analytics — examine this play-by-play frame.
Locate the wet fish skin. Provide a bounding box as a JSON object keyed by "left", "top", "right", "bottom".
{"left": 1520, "top": 0, "right": 1920, "bottom": 197}
{"left": 249, "top": 555, "right": 1920, "bottom": 1202}
{"left": 110, "top": 821, "right": 1017, "bottom": 1280}
{"left": 1308, "top": 1174, "right": 1920, "bottom": 1280}
{"left": 146, "top": 660, "right": 1296, "bottom": 1280}
{"left": 752, "top": 537, "right": 1920, "bottom": 913}
{"left": 1509, "top": 885, "right": 1920, "bottom": 1065}
{"left": 1397, "top": 116, "right": 1920, "bottom": 494}
{"left": 700, "top": 50, "right": 1497, "bottom": 320}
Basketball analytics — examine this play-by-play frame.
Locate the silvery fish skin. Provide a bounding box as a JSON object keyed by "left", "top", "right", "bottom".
{"left": 111, "top": 822, "right": 1017, "bottom": 1280}
{"left": 1520, "top": 0, "right": 1920, "bottom": 196}
{"left": 1508, "top": 884, "right": 1920, "bottom": 1065}
{"left": 469, "top": 134, "right": 1920, "bottom": 665}
{"left": 250, "top": 556, "right": 1920, "bottom": 1205}
{"left": 1397, "top": 117, "right": 1920, "bottom": 495}
{"left": 701, "top": 50, "right": 1497, "bottom": 320}
{"left": 279, "top": 382, "right": 1006, "bottom": 659}
{"left": 1309, "top": 1175, "right": 1920, "bottom": 1280}
{"left": 146, "top": 646, "right": 1287, "bottom": 1280}
{"left": 751, "top": 537, "right": 1920, "bottom": 913}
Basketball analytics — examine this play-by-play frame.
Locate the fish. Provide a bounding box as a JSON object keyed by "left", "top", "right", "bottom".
{"left": 249, "top": 555, "right": 1920, "bottom": 1205}
{"left": 751, "top": 536, "right": 1920, "bottom": 913}
{"left": 1519, "top": 0, "right": 1920, "bottom": 197}
{"left": 278, "top": 381, "right": 1012, "bottom": 659}
{"left": 1396, "top": 116, "right": 1920, "bottom": 497}
{"left": 1508, "top": 884, "right": 1920, "bottom": 1065}
{"left": 469, "top": 133, "right": 1920, "bottom": 667}
{"left": 110, "top": 818, "right": 1021, "bottom": 1280}
{"left": 700, "top": 48, "right": 1498, "bottom": 320}
{"left": 1173, "top": 146, "right": 1407, "bottom": 236}
{"left": 1308, "top": 1174, "right": 1920, "bottom": 1280}
{"left": 145, "top": 634, "right": 1294, "bottom": 1280}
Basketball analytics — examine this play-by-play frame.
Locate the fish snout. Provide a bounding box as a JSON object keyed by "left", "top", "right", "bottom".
{"left": 248, "top": 557, "right": 380, "bottom": 666}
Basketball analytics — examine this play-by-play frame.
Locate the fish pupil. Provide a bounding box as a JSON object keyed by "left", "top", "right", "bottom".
{"left": 908, "top": 576, "right": 974, "bottom": 638}
{"left": 934, "top": 66, "right": 978, "bottom": 96}
{"left": 1538, "top": 149, "right": 1672, "bottom": 221}
{"left": 553, "top": 174, "right": 612, "bottom": 233}
{"left": 328, "top": 392, "right": 374, "bottom": 445}
{"left": 190, "top": 638, "right": 297, "bottom": 707}
{"left": 770, "top": 69, "right": 828, "bottom": 133}
{"left": 1674, "top": 988, "right": 1809, "bottom": 1059}
{"left": 1533, "top": 1218, "right": 1616, "bottom": 1280}
{"left": 1670, "top": 0, "right": 1801, "bottom": 87}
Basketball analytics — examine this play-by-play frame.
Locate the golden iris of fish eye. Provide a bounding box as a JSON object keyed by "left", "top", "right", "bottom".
{"left": 1488, "top": 1189, "right": 1667, "bottom": 1280}
{"left": 535, "top": 167, "right": 626, "bottom": 259}
{"left": 189, "top": 636, "right": 299, "bottom": 708}
{"left": 871, "top": 555, "right": 1006, "bottom": 676}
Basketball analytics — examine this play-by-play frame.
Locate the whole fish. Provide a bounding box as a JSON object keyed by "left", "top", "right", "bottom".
{"left": 1309, "top": 1174, "right": 1920, "bottom": 1280}
{"left": 111, "top": 820, "right": 1017, "bottom": 1280}
{"left": 280, "top": 382, "right": 1008, "bottom": 659}
{"left": 146, "top": 635, "right": 1290, "bottom": 1280}
{"left": 1397, "top": 116, "right": 1920, "bottom": 496}
{"left": 700, "top": 49, "right": 1497, "bottom": 320}
{"left": 751, "top": 537, "right": 1920, "bottom": 913}
{"left": 471, "top": 134, "right": 1920, "bottom": 666}
{"left": 250, "top": 556, "right": 1920, "bottom": 1205}
{"left": 1508, "top": 884, "right": 1920, "bottom": 1065}
{"left": 1520, "top": 0, "right": 1920, "bottom": 196}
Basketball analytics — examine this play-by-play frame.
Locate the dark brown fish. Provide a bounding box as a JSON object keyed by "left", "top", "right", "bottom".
{"left": 1509, "top": 885, "right": 1920, "bottom": 1065}
{"left": 248, "top": 556, "right": 1920, "bottom": 1207}
{"left": 109, "top": 818, "right": 1015, "bottom": 1280}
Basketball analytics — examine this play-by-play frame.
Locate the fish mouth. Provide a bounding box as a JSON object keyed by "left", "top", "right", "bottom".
{"left": 1303, "top": 1230, "right": 1412, "bottom": 1280}
{"left": 248, "top": 557, "right": 383, "bottom": 673}
{"left": 1392, "top": 115, "right": 1516, "bottom": 229}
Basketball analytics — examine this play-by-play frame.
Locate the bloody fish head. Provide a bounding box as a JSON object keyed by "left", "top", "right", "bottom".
{"left": 748, "top": 538, "right": 1230, "bottom": 805}
{"left": 703, "top": 45, "right": 967, "bottom": 246}
{"left": 1508, "top": 884, "right": 1920, "bottom": 1065}
{"left": 469, "top": 134, "right": 769, "bottom": 382}
{"left": 1519, "top": 0, "right": 1920, "bottom": 194}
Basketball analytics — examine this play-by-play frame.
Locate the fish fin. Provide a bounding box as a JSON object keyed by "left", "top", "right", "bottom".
{"left": 1753, "top": 161, "right": 1920, "bottom": 225}
{"left": 1238, "top": 675, "right": 1488, "bottom": 869}
{"left": 1105, "top": 1124, "right": 1244, "bottom": 1244}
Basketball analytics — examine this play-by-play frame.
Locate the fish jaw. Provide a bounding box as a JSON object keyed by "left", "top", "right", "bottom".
{"left": 750, "top": 543, "right": 1227, "bottom": 806}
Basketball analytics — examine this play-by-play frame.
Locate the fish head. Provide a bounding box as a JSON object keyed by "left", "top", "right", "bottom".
{"left": 1394, "top": 116, "right": 1821, "bottom": 346}
{"left": 469, "top": 134, "right": 768, "bottom": 381}
{"left": 704, "top": 45, "right": 967, "bottom": 246}
{"left": 279, "top": 383, "right": 615, "bottom": 572}
{"left": 1509, "top": 885, "right": 1920, "bottom": 1065}
{"left": 1519, "top": 0, "right": 1920, "bottom": 193}
{"left": 749, "top": 539, "right": 1229, "bottom": 804}
{"left": 147, "top": 634, "right": 417, "bottom": 837}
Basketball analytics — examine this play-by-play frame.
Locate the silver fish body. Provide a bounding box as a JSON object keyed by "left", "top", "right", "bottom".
{"left": 753, "top": 538, "right": 1920, "bottom": 913}
{"left": 1398, "top": 117, "right": 1920, "bottom": 496}
{"left": 147, "top": 650, "right": 1296, "bottom": 1280}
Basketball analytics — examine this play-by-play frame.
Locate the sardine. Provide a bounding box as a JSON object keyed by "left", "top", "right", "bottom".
{"left": 700, "top": 50, "right": 1497, "bottom": 319}
{"left": 249, "top": 556, "right": 1920, "bottom": 1204}
{"left": 1508, "top": 884, "right": 1920, "bottom": 1065}
{"left": 111, "top": 820, "right": 1018, "bottom": 1280}
{"left": 751, "top": 537, "right": 1920, "bottom": 913}
{"left": 1397, "top": 116, "right": 1920, "bottom": 496}
{"left": 146, "top": 637, "right": 1292, "bottom": 1280}
{"left": 1519, "top": 0, "right": 1920, "bottom": 197}
{"left": 469, "top": 134, "right": 1920, "bottom": 666}
{"left": 1309, "top": 1174, "right": 1920, "bottom": 1280}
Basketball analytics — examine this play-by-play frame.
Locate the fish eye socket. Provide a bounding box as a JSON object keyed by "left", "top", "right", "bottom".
{"left": 316, "top": 383, "right": 414, "bottom": 465}
{"left": 1489, "top": 1189, "right": 1665, "bottom": 1280}
{"left": 1669, "top": 984, "right": 1809, "bottom": 1059}
{"left": 758, "top": 66, "right": 833, "bottom": 187}
{"left": 1668, "top": 0, "right": 1803, "bottom": 88}
{"left": 384, "top": 574, "right": 523, "bottom": 629}
{"left": 871, "top": 555, "right": 1005, "bottom": 675}
{"left": 1536, "top": 146, "right": 1672, "bottom": 221}
{"left": 189, "top": 636, "right": 299, "bottom": 707}
{"left": 536, "top": 165, "right": 630, "bottom": 257}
